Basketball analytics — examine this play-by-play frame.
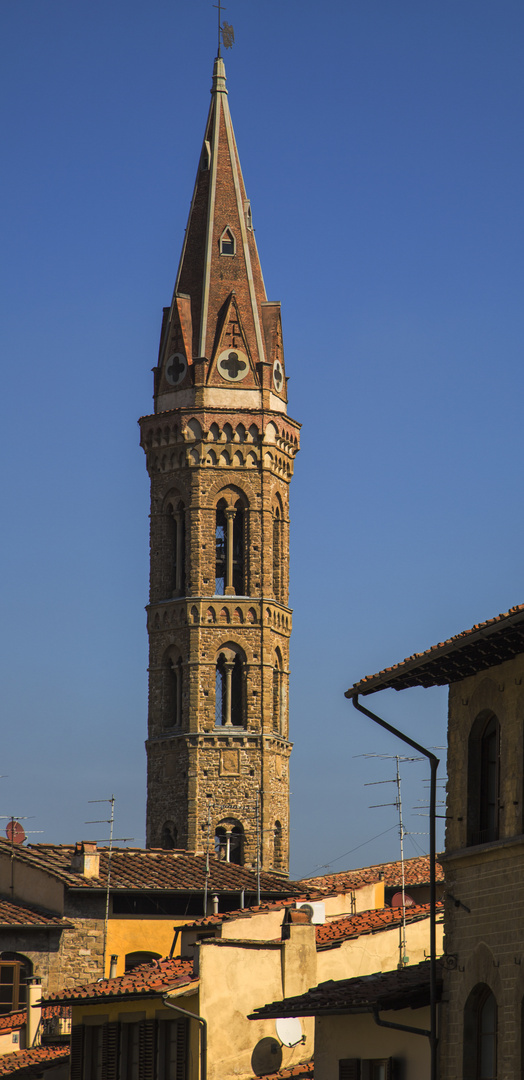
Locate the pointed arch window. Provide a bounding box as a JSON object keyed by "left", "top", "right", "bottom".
{"left": 160, "top": 822, "right": 178, "bottom": 850}
{"left": 273, "top": 504, "right": 282, "bottom": 602}
{"left": 168, "top": 499, "right": 185, "bottom": 596}
{"left": 274, "top": 821, "right": 283, "bottom": 871}
{"left": 273, "top": 650, "right": 283, "bottom": 734}
{"left": 164, "top": 655, "right": 183, "bottom": 729}
{"left": 464, "top": 985, "right": 497, "bottom": 1079}
{"left": 220, "top": 227, "right": 235, "bottom": 255}
{"left": 215, "top": 498, "right": 245, "bottom": 596}
{"left": 215, "top": 649, "right": 245, "bottom": 727}
{"left": 468, "top": 712, "right": 500, "bottom": 845}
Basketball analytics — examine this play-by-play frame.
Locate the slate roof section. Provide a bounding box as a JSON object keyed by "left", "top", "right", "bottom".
{"left": 0, "top": 841, "right": 298, "bottom": 896}
{"left": 301, "top": 855, "right": 443, "bottom": 893}
{"left": 346, "top": 603, "right": 524, "bottom": 696}
{"left": 251, "top": 1063, "right": 314, "bottom": 1080}
{"left": 0, "top": 1047, "right": 69, "bottom": 1078}
{"left": 42, "top": 958, "right": 196, "bottom": 1006}
{"left": 315, "top": 902, "right": 442, "bottom": 949}
{"left": 0, "top": 898, "right": 72, "bottom": 929}
{"left": 250, "top": 959, "right": 443, "bottom": 1019}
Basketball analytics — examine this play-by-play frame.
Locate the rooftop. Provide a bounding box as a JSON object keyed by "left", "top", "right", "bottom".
{"left": 0, "top": 840, "right": 298, "bottom": 896}
{"left": 0, "top": 897, "right": 73, "bottom": 929}
{"left": 251, "top": 1063, "right": 314, "bottom": 1080}
{"left": 250, "top": 959, "right": 443, "bottom": 1020}
{"left": 345, "top": 602, "right": 524, "bottom": 695}
{"left": 0, "top": 1047, "right": 69, "bottom": 1078}
{"left": 301, "top": 854, "right": 443, "bottom": 893}
{"left": 315, "top": 902, "right": 442, "bottom": 949}
{"left": 42, "top": 957, "right": 196, "bottom": 1006}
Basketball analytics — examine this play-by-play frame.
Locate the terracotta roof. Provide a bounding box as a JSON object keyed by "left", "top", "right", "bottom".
{"left": 0, "top": 897, "right": 72, "bottom": 929}
{"left": 346, "top": 603, "right": 524, "bottom": 696}
{"left": 42, "top": 957, "right": 196, "bottom": 1005}
{"left": 251, "top": 1063, "right": 314, "bottom": 1080}
{"left": 175, "top": 895, "right": 324, "bottom": 931}
{"left": 301, "top": 855, "right": 443, "bottom": 893}
{"left": 250, "top": 959, "right": 443, "bottom": 1020}
{"left": 315, "top": 902, "right": 442, "bottom": 949}
{"left": 0, "top": 1047, "right": 69, "bottom": 1077}
{"left": 0, "top": 1013, "right": 25, "bottom": 1035}
{"left": 0, "top": 841, "right": 299, "bottom": 896}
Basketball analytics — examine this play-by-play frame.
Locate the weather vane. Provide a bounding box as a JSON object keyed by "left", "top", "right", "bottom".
{"left": 213, "top": 1, "right": 235, "bottom": 57}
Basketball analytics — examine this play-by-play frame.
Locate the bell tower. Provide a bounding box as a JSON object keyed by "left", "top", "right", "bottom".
{"left": 139, "top": 56, "right": 300, "bottom": 874}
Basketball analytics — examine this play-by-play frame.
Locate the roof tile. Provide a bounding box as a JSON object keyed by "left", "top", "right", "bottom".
{"left": 0, "top": 1046, "right": 69, "bottom": 1078}
{"left": 301, "top": 855, "right": 443, "bottom": 893}
{"left": 315, "top": 902, "right": 442, "bottom": 949}
{"left": 42, "top": 957, "right": 195, "bottom": 1005}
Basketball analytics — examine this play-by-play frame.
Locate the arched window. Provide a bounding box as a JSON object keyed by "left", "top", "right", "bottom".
{"left": 160, "top": 822, "right": 178, "bottom": 850}
{"left": 215, "top": 650, "right": 245, "bottom": 727}
{"left": 273, "top": 504, "right": 282, "bottom": 601}
{"left": 214, "top": 820, "right": 244, "bottom": 865}
{"left": 273, "top": 650, "right": 283, "bottom": 734}
{"left": 215, "top": 500, "right": 227, "bottom": 595}
{"left": 0, "top": 954, "right": 32, "bottom": 1012}
{"left": 215, "top": 498, "right": 246, "bottom": 596}
{"left": 163, "top": 654, "right": 183, "bottom": 728}
{"left": 220, "top": 227, "right": 235, "bottom": 255}
{"left": 125, "top": 952, "right": 162, "bottom": 972}
{"left": 166, "top": 499, "right": 185, "bottom": 597}
{"left": 468, "top": 713, "right": 500, "bottom": 845}
{"left": 464, "top": 985, "right": 497, "bottom": 1079}
{"left": 274, "top": 821, "right": 283, "bottom": 871}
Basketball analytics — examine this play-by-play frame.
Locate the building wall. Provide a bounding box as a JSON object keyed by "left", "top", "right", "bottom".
{"left": 142, "top": 409, "right": 299, "bottom": 873}
{"left": 440, "top": 655, "right": 524, "bottom": 1080}
{"left": 316, "top": 915, "right": 443, "bottom": 984}
{"left": 313, "top": 1008, "right": 431, "bottom": 1080}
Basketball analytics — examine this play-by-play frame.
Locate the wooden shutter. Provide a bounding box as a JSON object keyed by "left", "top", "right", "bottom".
{"left": 175, "top": 1019, "right": 189, "bottom": 1080}
{"left": 339, "top": 1060, "right": 360, "bottom": 1080}
{"left": 138, "top": 1019, "right": 157, "bottom": 1080}
{"left": 102, "top": 1022, "right": 120, "bottom": 1080}
{"left": 70, "top": 1025, "right": 85, "bottom": 1080}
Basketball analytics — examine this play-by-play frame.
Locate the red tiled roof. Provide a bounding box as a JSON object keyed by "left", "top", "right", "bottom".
{"left": 301, "top": 855, "right": 443, "bottom": 893}
{"left": 42, "top": 957, "right": 196, "bottom": 1005}
{"left": 0, "top": 841, "right": 299, "bottom": 896}
{"left": 251, "top": 1062, "right": 314, "bottom": 1080}
{"left": 176, "top": 895, "right": 325, "bottom": 931}
{"left": 315, "top": 902, "right": 442, "bottom": 949}
{"left": 0, "top": 1046, "right": 69, "bottom": 1077}
{"left": 250, "top": 959, "right": 443, "bottom": 1020}
{"left": 0, "top": 898, "right": 72, "bottom": 929}
{"left": 346, "top": 603, "right": 524, "bottom": 696}
{"left": 0, "top": 1013, "right": 25, "bottom": 1035}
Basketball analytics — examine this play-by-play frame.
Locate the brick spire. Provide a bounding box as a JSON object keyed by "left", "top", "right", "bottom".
{"left": 154, "top": 57, "right": 287, "bottom": 414}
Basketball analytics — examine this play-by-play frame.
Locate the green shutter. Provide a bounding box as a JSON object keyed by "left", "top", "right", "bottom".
{"left": 175, "top": 1019, "right": 188, "bottom": 1080}
{"left": 138, "top": 1019, "right": 157, "bottom": 1080}
{"left": 70, "top": 1025, "right": 85, "bottom": 1080}
{"left": 102, "top": 1022, "right": 120, "bottom": 1080}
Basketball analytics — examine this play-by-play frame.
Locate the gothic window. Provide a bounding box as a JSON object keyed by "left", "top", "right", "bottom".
{"left": 273, "top": 504, "right": 282, "bottom": 601}
{"left": 215, "top": 820, "right": 244, "bottom": 864}
{"left": 274, "top": 821, "right": 283, "bottom": 871}
{"left": 273, "top": 650, "right": 283, "bottom": 733}
{"left": 464, "top": 985, "right": 497, "bottom": 1079}
{"left": 232, "top": 501, "right": 245, "bottom": 594}
{"left": 160, "top": 822, "right": 178, "bottom": 850}
{"left": 215, "top": 650, "right": 245, "bottom": 727}
{"left": 468, "top": 713, "right": 500, "bottom": 845}
{"left": 215, "top": 501, "right": 227, "bottom": 594}
{"left": 163, "top": 655, "right": 182, "bottom": 729}
{"left": 166, "top": 498, "right": 185, "bottom": 596}
{"left": 220, "top": 227, "right": 235, "bottom": 255}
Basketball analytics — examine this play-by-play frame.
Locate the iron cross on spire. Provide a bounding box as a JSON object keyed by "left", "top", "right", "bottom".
{"left": 213, "top": 1, "right": 235, "bottom": 57}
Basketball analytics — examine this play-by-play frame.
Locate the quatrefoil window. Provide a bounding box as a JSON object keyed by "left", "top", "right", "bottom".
{"left": 165, "top": 353, "right": 187, "bottom": 387}
{"left": 217, "top": 348, "right": 249, "bottom": 382}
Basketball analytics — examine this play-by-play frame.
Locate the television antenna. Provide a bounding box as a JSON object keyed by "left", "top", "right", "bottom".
{"left": 86, "top": 796, "right": 133, "bottom": 974}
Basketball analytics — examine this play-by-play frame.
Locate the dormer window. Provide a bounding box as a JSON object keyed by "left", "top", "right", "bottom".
{"left": 244, "top": 201, "right": 252, "bottom": 230}
{"left": 220, "top": 227, "right": 235, "bottom": 255}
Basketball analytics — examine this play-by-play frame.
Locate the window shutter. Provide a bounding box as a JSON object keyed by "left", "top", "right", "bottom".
{"left": 102, "top": 1022, "right": 120, "bottom": 1080}
{"left": 139, "top": 1019, "right": 157, "bottom": 1080}
{"left": 175, "top": 1019, "right": 189, "bottom": 1080}
{"left": 339, "top": 1060, "right": 360, "bottom": 1080}
{"left": 70, "top": 1025, "right": 85, "bottom": 1080}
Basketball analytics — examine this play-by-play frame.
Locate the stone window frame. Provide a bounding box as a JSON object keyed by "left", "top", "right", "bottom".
{"left": 463, "top": 983, "right": 498, "bottom": 1080}
{"left": 214, "top": 643, "right": 247, "bottom": 728}
{"left": 467, "top": 710, "right": 500, "bottom": 846}
{"left": 219, "top": 225, "right": 236, "bottom": 256}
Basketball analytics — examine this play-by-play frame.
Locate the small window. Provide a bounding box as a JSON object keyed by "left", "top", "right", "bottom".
{"left": 124, "top": 952, "right": 161, "bottom": 972}
{"left": 464, "top": 985, "right": 497, "bottom": 1079}
{"left": 220, "top": 228, "right": 235, "bottom": 255}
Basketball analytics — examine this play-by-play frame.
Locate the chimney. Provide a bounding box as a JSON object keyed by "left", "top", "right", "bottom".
{"left": 26, "top": 977, "right": 42, "bottom": 1048}
{"left": 281, "top": 909, "right": 316, "bottom": 999}
{"left": 109, "top": 955, "right": 118, "bottom": 979}
{"left": 70, "top": 842, "right": 100, "bottom": 878}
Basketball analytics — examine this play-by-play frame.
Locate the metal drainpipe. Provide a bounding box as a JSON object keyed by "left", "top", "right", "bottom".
{"left": 162, "top": 995, "right": 207, "bottom": 1080}
{"left": 349, "top": 694, "right": 439, "bottom": 1080}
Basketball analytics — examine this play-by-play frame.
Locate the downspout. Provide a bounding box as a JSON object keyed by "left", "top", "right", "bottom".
{"left": 348, "top": 694, "right": 439, "bottom": 1080}
{"left": 162, "top": 995, "right": 207, "bottom": 1080}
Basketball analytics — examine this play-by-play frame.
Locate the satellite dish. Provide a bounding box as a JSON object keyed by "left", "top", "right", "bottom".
{"left": 275, "top": 1017, "right": 303, "bottom": 1048}
{"left": 6, "top": 821, "right": 25, "bottom": 845}
{"left": 391, "top": 891, "right": 415, "bottom": 908}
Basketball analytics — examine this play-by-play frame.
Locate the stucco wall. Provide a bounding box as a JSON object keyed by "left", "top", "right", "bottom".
{"left": 316, "top": 915, "right": 443, "bottom": 983}
{"left": 314, "top": 1008, "right": 431, "bottom": 1080}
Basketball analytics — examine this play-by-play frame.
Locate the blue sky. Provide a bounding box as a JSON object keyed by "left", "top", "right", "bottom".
{"left": 1, "top": 0, "right": 523, "bottom": 878}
